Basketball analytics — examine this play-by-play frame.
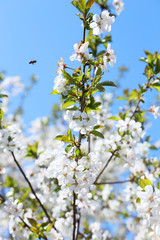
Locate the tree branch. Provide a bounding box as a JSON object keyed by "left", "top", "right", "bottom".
{"left": 11, "top": 151, "right": 57, "bottom": 232}
{"left": 94, "top": 150, "right": 117, "bottom": 184}
{"left": 73, "top": 191, "right": 77, "bottom": 240}
{"left": 76, "top": 209, "right": 81, "bottom": 240}
{"left": 95, "top": 179, "right": 133, "bottom": 185}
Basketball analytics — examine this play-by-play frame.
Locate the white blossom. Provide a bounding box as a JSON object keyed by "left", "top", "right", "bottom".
{"left": 113, "top": 0, "right": 124, "bottom": 15}
{"left": 90, "top": 10, "right": 115, "bottom": 35}
{"left": 70, "top": 41, "right": 92, "bottom": 62}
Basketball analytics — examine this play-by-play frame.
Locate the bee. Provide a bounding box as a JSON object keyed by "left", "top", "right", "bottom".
{"left": 29, "top": 60, "right": 37, "bottom": 64}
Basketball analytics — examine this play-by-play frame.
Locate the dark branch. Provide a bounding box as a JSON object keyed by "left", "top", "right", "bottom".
{"left": 11, "top": 151, "right": 57, "bottom": 232}
{"left": 95, "top": 179, "right": 132, "bottom": 185}
{"left": 94, "top": 150, "right": 117, "bottom": 184}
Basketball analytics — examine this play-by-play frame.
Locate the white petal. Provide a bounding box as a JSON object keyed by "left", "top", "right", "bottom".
{"left": 93, "top": 14, "right": 101, "bottom": 23}
{"left": 70, "top": 54, "right": 77, "bottom": 61}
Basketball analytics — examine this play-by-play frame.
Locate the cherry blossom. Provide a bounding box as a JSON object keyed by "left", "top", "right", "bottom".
{"left": 90, "top": 10, "right": 115, "bottom": 35}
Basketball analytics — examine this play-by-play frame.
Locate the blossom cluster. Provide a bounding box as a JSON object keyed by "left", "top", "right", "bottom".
{"left": 113, "top": 0, "right": 124, "bottom": 15}
{"left": 70, "top": 41, "right": 92, "bottom": 62}
{"left": 64, "top": 110, "right": 97, "bottom": 134}
{"left": 0, "top": 125, "right": 25, "bottom": 154}
{"left": 90, "top": 10, "right": 115, "bottom": 35}
{"left": 136, "top": 184, "right": 160, "bottom": 239}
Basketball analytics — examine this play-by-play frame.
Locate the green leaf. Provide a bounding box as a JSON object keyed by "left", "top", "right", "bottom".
{"left": 67, "top": 128, "right": 74, "bottom": 141}
{"left": 76, "top": 149, "right": 80, "bottom": 156}
{"left": 90, "top": 130, "right": 104, "bottom": 139}
{"left": 72, "top": 0, "right": 85, "bottom": 13}
{"left": 0, "top": 94, "right": 8, "bottom": 98}
{"left": 109, "top": 116, "right": 120, "bottom": 121}
{"left": 78, "top": 0, "right": 86, "bottom": 13}
{"left": 86, "top": 0, "right": 95, "bottom": 13}
{"left": 155, "top": 58, "right": 160, "bottom": 74}
{"left": 92, "top": 75, "right": 102, "bottom": 87}
{"left": 72, "top": 1, "right": 78, "bottom": 9}
{"left": 150, "top": 145, "right": 158, "bottom": 150}
{"left": 95, "top": 67, "right": 102, "bottom": 77}
{"left": 46, "top": 223, "right": 53, "bottom": 233}
{"left": 54, "top": 135, "right": 72, "bottom": 143}
{"left": 0, "top": 108, "right": 4, "bottom": 120}
{"left": 98, "top": 81, "right": 117, "bottom": 87}
{"left": 93, "top": 125, "right": 103, "bottom": 130}
{"left": 136, "top": 198, "right": 141, "bottom": 203}
{"left": 40, "top": 222, "right": 49, "bottom": 228}
{"left": 50, "top": 89, "right": 60, "bottom": 95}
{"left": 152, "top": 82, "right": 160, "bottom": 91}
{"left": 139, "top": 178, "right": 152, "bottom": 190}
{"left": 62, "top": 99, "right": 76, "bottom": 109}
{"left": 96, "top": 85, "right": 105, "bottom": 92}
{"left": 117, "top": 96, "right": 126, "bottom": 100}
{"left": 28, "top": 218, "right": 37, "bottom": 227}
{"left": 65, "top": 144, "right": 72, "bottom": 153}
{"left": 4, "top": 175, "right": 17, "bottom": 188}
{"left": 25, "top": 142, "right": 39, "bottom": 159}
{"left": 62, "top": 70, "right": 72, "bottom": 82}
{"left": 129, "top": 89, "right": 139, "bottom": 100}
{"left": 86, "top": 0, "right": 95, "bottom": 8}
{"left": 144, "top": 50, "right": 153, "bottom": 63}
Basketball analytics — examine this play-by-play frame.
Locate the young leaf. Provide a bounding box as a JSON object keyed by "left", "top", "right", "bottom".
{"left": 86, "top": 0, "right": 95, "bottom": 14}
{"left": 90, "top": 130, "right": 104, "bottom": 139}
{"left": 98, "top": 81, "right": 117, "bottom": 87}
{"left": 54, "top": 135, "right": 72, "bottom": 143}
{"left": 78, "top": 0, "right": 86, "bottom": 13}
{"left": 62, "top": 70, "right": 72, "bottom": 82}
{"left": 109, "top": 116, "right": 120, "bottom": 121}
{"left": 50, "top": 89, "right": 60, "bottom": 95}
{"left": 25, "top": 142, "right": 39, "bottom": 159}
{"left": 28, "top": 218, "right": 37, "bottom": 227}
{"left": 0, "top": 109, "right": 4, "bottom": 120}
{"left": 139, "top": 178, "right": 152, "bottom": 190}
{"left": 62, "top": 99, "right": 76, "bottom": 109}
{"left": 0, "top": 94, "right": 8, "bottom": 98}
{"left": 155, "top": 58, "right": 160, "bottom": 74}
{"left": 136, "top": 198, "right": 141, "bottom": 203}
{"left": 65, "top": 144, "right": 72, "bottom": 153}
{"left": 86, "top": 0, "right": 95, "bottom": 8}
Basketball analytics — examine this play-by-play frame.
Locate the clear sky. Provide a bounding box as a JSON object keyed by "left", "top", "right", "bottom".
{"left": 0, "top": 0, "right": 160, "bottom": 142}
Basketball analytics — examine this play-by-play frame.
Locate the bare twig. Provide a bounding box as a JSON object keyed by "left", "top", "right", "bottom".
{"left": 76, "top": 210, "right": 81, "bottom": 240}
{"left": 11, "top": 151, "right": 57, "bottom": 232}
{"left": 95, "top": 179, "right": 132, "bottom": 185}
{"left": 73, "top": 191, "right": 77, "bottom": 240}
{"left": 94, "top": 150, "right": 117, "bottom": 184}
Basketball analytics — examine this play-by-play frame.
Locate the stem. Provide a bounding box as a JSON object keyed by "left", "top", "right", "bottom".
{"left": 73, "top": 191, "right": 77, "bottom": 240}
{"left": 73, "top": 22, "right": 86, "bottom": 240}
{"left": 95, "top": 179, "right": 132, "bottom": 185}
{"left": 11, "top": 151, "right": 57, "bottom": 232}
{"left": 94, "top": 150, "right": 116, "bottom": 184}
{"left": 76, "top": 210, "right": 81, "bottom": 240}
{"left": 88, "top": 135, "right": 91, "bottom": 153}
{"left": 130, "top": 99, "right": 141, "bottom": 119}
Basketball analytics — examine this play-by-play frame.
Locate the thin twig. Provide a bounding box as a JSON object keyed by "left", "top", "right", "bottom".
{"left": 88, "top": 135, "right": 91, "bottom": 153}
{"left": 94, "top": 150, "right": 117, "bottom": 184}
{"left": 95, "top": 179, "right": 132, "bottom": 185}
{"left": 11, "top": 151, "right": 57, "bottom": 232}
{"left": 73, "top": 191, "right": 77, "bottom": 240}
{"left": 76, "top": 210, "right": 81, "bottom": 240}
{"left": 73, "top": 19, "right": 86, "bottom": 240}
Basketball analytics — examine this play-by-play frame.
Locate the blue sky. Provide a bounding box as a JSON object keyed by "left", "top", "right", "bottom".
{"left": 0, "top": 0, "right": 160, "bottom": 141}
